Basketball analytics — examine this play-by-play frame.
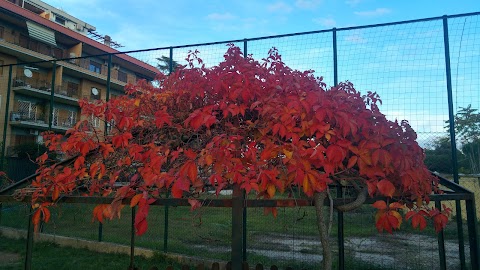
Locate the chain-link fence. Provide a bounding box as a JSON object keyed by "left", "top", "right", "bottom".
{"left": 0, "top": 11, "right": 479, "bottom": 270}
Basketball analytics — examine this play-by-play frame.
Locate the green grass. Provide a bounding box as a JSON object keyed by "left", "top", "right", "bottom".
{"left": 0, "top": 201, "right": 468, "bottom": 269}
{"left": 0, "top": 234, "right": 182, "bottom": 270}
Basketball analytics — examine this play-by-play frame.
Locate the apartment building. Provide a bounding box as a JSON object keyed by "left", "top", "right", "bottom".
{"left": 0, "top": 0, "right": 159, "bottom": 153}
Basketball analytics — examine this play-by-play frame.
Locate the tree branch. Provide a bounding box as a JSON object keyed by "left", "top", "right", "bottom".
{"left": 335, "top": 187, "right": 368, "bottom": 212}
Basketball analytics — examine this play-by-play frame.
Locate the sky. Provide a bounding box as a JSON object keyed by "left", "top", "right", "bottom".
{"left": 43, "top": 0, "right": 479, "bottom": 51}
{"left": 42, "top": 0, "right": 480, "bottom": 148}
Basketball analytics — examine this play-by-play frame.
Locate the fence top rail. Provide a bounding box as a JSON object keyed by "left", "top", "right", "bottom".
{"left": 0, "top": 191, "right": 473, "bottom": 206}
{"left": 0, "top": 11, "right": 479, "bottom": 69}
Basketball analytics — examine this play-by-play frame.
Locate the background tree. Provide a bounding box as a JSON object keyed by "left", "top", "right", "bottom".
{"left": 22, "top": 45, "right": 449, "bottom": 270}
{"left": 452, "top": 105, "right": 480, "bottom": 174}
{"left": 424, "top": 136, "right": 469, "bottom": 174}
{"left": 156, "top": 56, "right": 180, "bottom": 74}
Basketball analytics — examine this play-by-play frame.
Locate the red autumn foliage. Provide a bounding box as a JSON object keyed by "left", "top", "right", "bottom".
{"left": 24, "top": 44, "right": 449, "bottom": 236}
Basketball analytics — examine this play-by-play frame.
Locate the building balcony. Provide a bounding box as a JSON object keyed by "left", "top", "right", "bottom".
{"left": 52, "top": 116, "right": 76, "bottom": 131}
{"left": 12, "top": 76, "right": 80, "bottom": 106}
{"left": 62, "top": 60, "right": 128, "bottom": 91}
{"left": 0, "top": 37, "right": 61, "bottom": 63}
{"left": 10, "top": 111, "right": 48, "bottom": 130}
{"left": 10, "top": 108, "right": 77, "bottom": 133}
{"left": 1, "top": 39, "right": 128, "bottom": 89}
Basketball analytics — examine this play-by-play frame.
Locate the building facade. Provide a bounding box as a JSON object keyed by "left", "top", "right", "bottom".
{"left": 0, "top": 0, "right": 159, "bottom": 154}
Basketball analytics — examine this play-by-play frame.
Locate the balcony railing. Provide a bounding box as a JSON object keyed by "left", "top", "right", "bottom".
{"left": 10, "top": 111, "right": 47, "bottom": 124}
{"left": 67, "top": 58, "right": 108, "bottom": 76}
{"left": 56, "top": 82, "right": 80, "bottom": 99}
{"left": 13, "top": 76, "right": 51, "bottom": 92}
{"left": 15, "top": 35, "right": 65, "bottom": 59}
{"left": 53, "top": 116, "right": 76, "bottom": 129}
{"left": 3, "top": 34, "right": 138, "bottom": 85}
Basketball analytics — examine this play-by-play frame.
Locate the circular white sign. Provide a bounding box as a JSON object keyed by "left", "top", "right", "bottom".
{"left": 91, "top": 87, "right": 99, "bottom": 95}
{"left": 24, "top": 69, "right": 33, "bottom": 78}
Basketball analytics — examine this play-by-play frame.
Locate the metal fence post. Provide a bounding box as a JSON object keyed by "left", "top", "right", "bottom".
{"left": 130, "top": 206, "right": 136, "bottom": 270}
{"left": 104, "top": 54, "right": 112, "bottom": 133}
{"left": 25, "top": 206, "right": 34, "bottom": 270}
{"left": 242, "top": 39, "right": 248, "bottom": 263}
{"left": 442, "top": 15, "right": 466, "bottom": 269}
{"left": 333, "top": 28, "right": 338, "bottom": 88}
{"left": 106, "top": 54, "right": 112, "bottom": 101}
{"left": 435, "top": 200, "right": 447, "bottom": 270}
{"left": 465, "top": 197, "right": 479, "bottom": 270}
{"left": 163, "top": 47, "right": 174, "bottom": 254}
{"left": 1, "top": 65, "right": 13, "bottom": 171}
{"left": 164, "top": 192, "right": 169, "bottom": 253}
{"left": 231, "top": 184, "right": 243, "bottom": 270}
{"left": 333, "top": 27, "right": 345, "bottom": 270}
{"left": 98, "top": 222, "right": 103, "bottom": 242}
{"left": 48, "top": 61, "right": 57, "bottom": 130}
{"left": 169, "top": 47, "right": 173, "bottom": 74}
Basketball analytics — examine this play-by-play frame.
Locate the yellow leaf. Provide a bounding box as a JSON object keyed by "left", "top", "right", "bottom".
{"left": 52, "top": 186, "right": 60, "bottom": 201}
{"left": 282, "top": 149, "right": 293, "bottom": 159}
{"left": 375, "top": 210, "right": 384, "bottom": 223}
{"left": 302, "top": 175, "right": 310, "bottom": 194}
{"left": 267, "top": 184, "right": 276, "bottom": 198}
{"left": 134, "top": 99, "right": 141, "bottom": 107}
{"left": 205, "top": 155, "right": 214, "bottom": 166}
{"left": 130, "top": 194, "right": 143, "bottom": 208}
{"left": 390, "top": 210, "right": 402, "bottom": 229}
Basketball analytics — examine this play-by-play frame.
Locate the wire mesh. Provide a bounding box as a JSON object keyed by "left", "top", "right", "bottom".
{"left": 248, "top": 32, "right": 334, "bottom": 86}
{"left": 337, "top": 19, "right": 448, "bottom": 152}
{"left": 245, "top": 203, "right": 323, "bottom": 269}
{"left": 0, "top": 12, "right": 479, "bottom": 270}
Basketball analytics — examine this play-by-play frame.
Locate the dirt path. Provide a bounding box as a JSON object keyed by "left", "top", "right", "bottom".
{"left": 193, "top": 232, "right": 469, "bottom": 269}
{"left": 0, "top": 251, "right": 21, "bottom": 267}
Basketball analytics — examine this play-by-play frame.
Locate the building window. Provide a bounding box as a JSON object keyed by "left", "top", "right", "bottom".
{"left": 52, "top": 107, "right": 59, "bottom": 126}
{"left": 55, "top": 16, "right": 66, "bottom": 25}
{"left": 66, "top": 81, "right": 79, "bottom": 98}
{"left": 118, "top": 70, "right": 127, "bottom": 83}
{"left": 89, "top": 61, "right": 102, "bottom": 74}
{"left": 90, "top": 114, "right": 100, "bottom": 128}
{"left": 68, "top": 111, "right": 77, "bottom": 126}
{"left": 52, "top": 48, "right": 64, "bottom": 59}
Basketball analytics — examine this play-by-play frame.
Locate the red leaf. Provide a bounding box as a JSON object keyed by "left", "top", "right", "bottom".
{"left": 433, "top": 213, "right": 448, "bottom": 233}
{"left": 130, "top": 194, "right": 143, "bottom": 208}
{"left": 80, "top": 143, "right": 90, "bottom": 156}
{"left": 188, "top": 198, "right": 202, "bottom": 211}
{"left": 347, "top": 156, "right": 357, "bottom": 169}
{"left": 184, "top": 149, "right": 197, "bottom": 159}
{"left": 41, "top": 208, "right": 51, "bottom": 223}
{"left": 326, "top": 145, "right": 345, "bottom": 164}
{"left": 366, "top": 180, "right": 377, "bottom": 197}
{"left": 100, "top": 143, "right": 114, "bottom": 158}
{"left": 154, "top": 109, "right": 172, "bottom": 127}
{"left": 372, "top": 149, "right": 392, "bottom": 167}
{"left": 135, "top": 216, "right": 148, "bottom": 235}
{"left": 74, "top": 156, "right": 85, "bottom": 170}
{"left": 388, "top": 202, "right": 404, "bottom": 210}
{"left": 32, "top": 209, "right": 41, "bottom": 227}
{"left": 171, "top": 178, "right": 190, "bottom": 198}
{"left": 377, "top": 179, "right": 395, "bottom": 197}
{"left": 171, "top": 183, "right": 183, "bottom": 198}
{"left": 412, "top": 214, "right": 427, "bottom": 231}
{"left": 372, "top": 200, "right": 387, "bottom": 210}
{"left": 52, "top": 186, "right": 60, "bottom": 201}
{"left": 37, "top": 152, "right": 48, "bottom": 163}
